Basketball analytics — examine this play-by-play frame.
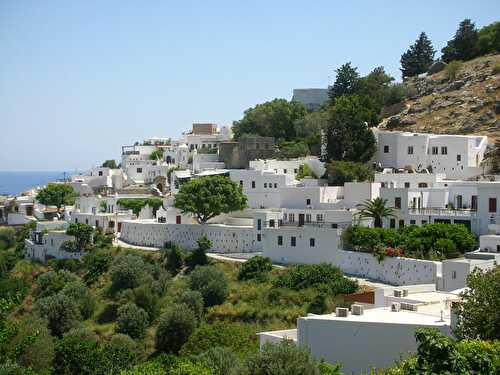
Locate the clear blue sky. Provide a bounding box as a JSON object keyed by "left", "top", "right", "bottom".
{"left": 1, "top": 1, "right": 499, "bottom": 171}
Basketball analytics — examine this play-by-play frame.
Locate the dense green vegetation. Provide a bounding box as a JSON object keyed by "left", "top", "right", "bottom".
{"left": 400, "top": 32, "right": 435, "bottom": 78}
{"left": 1, "top": 225, "right": 360, "bottom": 374}
{"left": 101, "top": 159, "right": 118, "bottom": 169}
{"left": 324, "top": 160, "right": 374, "bottom": 186}
{"left": 342, "top": 223, "right": 476, "bottom": 260}
{"left": 35, "top": 184, "right": 76, "bottom": 213}
{"left": 117, "top": 197, "right": 164, "bottom": 216}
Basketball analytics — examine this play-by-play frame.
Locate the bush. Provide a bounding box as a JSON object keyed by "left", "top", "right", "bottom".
{"left": 274, "top": 263, "right": 358, "bottom": 296}
{"left": 445, "top": 60, "right": 463, "bottom": 81}
{"left": 342, "top": 225, "right": 401, "bottom": 252}
{"left": 155, "top": 304, "right": 197, "bottom": 354}
{"left": 197, "top": 347, "right": 240, "bottom": 375}
{"left": 0, "top": 228, "right": 16, "bottom": 250}
{"left": 186, "top": 236, "right": 210, "bottom": 270}
{"left": 126, "top": 285, "right": 160, "bottom": 323}
{"left": 174, "top": 289, "right": 204, "bottom": 322}
{"left": 104, "top": 334, "right": 137, "bottom": 374}
{"left": 35, "top": 270, "right": 78, "bottom": 298}
{"left": 97, "top": 303, "right": 119, "bottom": 324}
{"left": 164, "top": 245, "right": 184, "bottom": 275}
{"left": 110, "top": 254, "right": 148, "bottom": 293}
{"left": 60, "top": 281, "right": 96, "bottom": 320}
{"left": 116, "top": 303, "right": 149, "bottom": 339}
{"left": 34, "top": 294, "right": 82, "bottom": 337}
{"left": 307, "top": 292, "right": 329, "bottom": 314}
{"left": 324, "top": 160, "right": 374, "bottom": 186}
{"left": 188, "top": 266, "right": 229, "bottom": 307}
{"left": 117, "top": 198, "right": 163, "bottom": 216}
{"left": 275, "top": 140, "right": 310, "bottom": 159}
{"left": 180, "top": 321, "right": 256, "bottom": 356}
{"left": 83, "top": 250, "right": 112, "bottom": 284}
{"left": 296, "top": 163, "right": 316, "bottom": 180}
{"left": 243, "top": 340, "right": 322, "bottom": 375}
{"left": 237, "top": 256, "right": 273, "bottom": 282}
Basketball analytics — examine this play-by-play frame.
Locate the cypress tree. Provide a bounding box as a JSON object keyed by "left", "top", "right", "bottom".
{"left": 400, "top": 32, "right": 435, "bottom": 79}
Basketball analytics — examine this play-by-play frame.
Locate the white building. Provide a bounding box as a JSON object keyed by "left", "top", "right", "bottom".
{"left": 71, "top": 167, "right": 124, "bottom": 195}
{"left": 249, "top": 156, "right": 326, "bottom": 179}
{"left": 374, "top": 130, "right": 488, "bottom": 179}
{"left": 259, "top": 284, "right": 458, "bottom": 375}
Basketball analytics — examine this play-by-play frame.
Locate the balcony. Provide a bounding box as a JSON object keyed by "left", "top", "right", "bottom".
{"left": 408, "top": 208, "right": 478, "bottom": 217}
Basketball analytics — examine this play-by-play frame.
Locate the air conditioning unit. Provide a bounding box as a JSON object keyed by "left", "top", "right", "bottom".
{"left": 391, "top": 302, "right": 401, "bottom": 312}
{"left": 336, "top": 307, "right": 349, "bottom": 317}
{"left": 393, "top": 289, "right": 403, "bottom": 298}
{"left": 401, "top": 302, "right": 419, "bottom": 312}
{"left": 402, "top": 289, "right": 409, "bottom": 297}
{"left": 351, "top": 304, "right": 364, "bottom": 316}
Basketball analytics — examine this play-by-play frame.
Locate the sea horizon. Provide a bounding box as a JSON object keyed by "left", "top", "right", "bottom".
{"left": 0, "top": 170, "right": 75, "bottom": 196}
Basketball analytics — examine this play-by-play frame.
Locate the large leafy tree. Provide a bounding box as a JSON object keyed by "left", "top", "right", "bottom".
{"left": 356, "top": 197, "right": 396, "bottom": 228}
{"left": 328, "top": 62, "right": 360, "bottom": 102}
{"left": 400, "top": 32, "right": 435, "bottom": 78}
{"left": 454, "top": 266, "right": 500, "bottom": 340}
{"left": 66, "top": 223, "right": 94, "bottom": 250}
{"left": 442, "top": 19, "right": 478, "bottom": 62}
{"left": 324, "top": 95, "right": 377, "bottom": 163}
{"left": 101, "top": 160, "right": 118, "bottom": 169}
{"left": 476, "top": 21, "right": 500, "bottom": 55}
{"left": 325, "top": 160, "right": 374, "bottom": 186}
{"left": 293, "top": 109, "right": 328, "bottom": 156}
{"left": 174, "top": 176, "right": 247, "bottom": 224}
{"left": 232, "top": 98, "right": 307, "bottom": 141}
{"left": 36, "top": 183, "right": 76, "bottom": 213}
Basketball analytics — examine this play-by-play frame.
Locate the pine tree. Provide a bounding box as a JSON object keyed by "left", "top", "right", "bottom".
{"left": 328, "top": 62, "right": 360, "bottom": 101}
{"left": 400, "top": 32, "right": 435, "bottom": 79}
{"left": 442, "top": 19, "right": 478, "bottom": 62}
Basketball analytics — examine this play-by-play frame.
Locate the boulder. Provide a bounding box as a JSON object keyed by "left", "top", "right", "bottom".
{"left": 427, "top": 61, "right": 447, "bottom": 75}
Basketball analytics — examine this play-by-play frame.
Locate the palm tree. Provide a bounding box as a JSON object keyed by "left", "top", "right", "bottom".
{"left": 356, "top": 197, "right": 396, "bottom": 228}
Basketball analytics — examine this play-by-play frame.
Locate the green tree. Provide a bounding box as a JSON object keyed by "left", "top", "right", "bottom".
{"left": 274, "top": 140, "right": 310, "bottom": 160}
{"left": 116, "top": 303, "right": 149, "bottom": 339}
{"left": 307, "top": 291, "right": 329, "bottom": 314}
{"left": 60, "top": 281, "right": 96, "bottom": 319}
{"left": 164, "top": 245, "right": 184, "bottom": 275}
{"left": 296, "top": 163, "right": 316, "bottom": 180}
{"left": 400, "top": 32, "right": 435, "bottom": 78}
{"left": 237, "top": 256, "right": 273, "bottom": 282}
{"left": 186, "top": 236, "right": 210, "bottom": 269}
{"left": 66, "top": 223, "right": 94, "bottom": 251}
{"left": 324, "top": 95, "right": 377, "bottom": 163}
{"left": 149, "top": 149, "right": 164, "bottom": 161}
{"left": 328, "top": 62, "right": 360, "bottom": 101}
{"left": 197, "top": 347, "right": 240, "bottom": 375}
{"left": 155, "top": 304, "right": 197, "bottom": 354}
{"left": 35, "top": 270, "right": 78, "bottom": 298}
{"left": 110, "top": 254, "right": 148, "bottom": 293}
{"left": 442, "top": 19, "right": 478, "bottom": 62}
{"left": 324, "top": 160, "right": 374, "bottom": 186}
{"left": 293, "top": 109, "right": 328, "bottom": 155}
{"left": 454, "top": 267, "right": 500, "bottom": 340}
{"left": 126, "top": 284, "right": 160, "bottom": 323}
{"left": 174, "top": 289, "right": 204, "bottom": 322}
{"left": 476, "top": 21, "right": 500, "bottom": 55}
{"left": 34, "top": 294, "right": 82, "bottom": 337}
{"left": 102, "top": 160, "right": 118, "bottom": 169}
{"left": 188, "top": 265, "right": 229, "bottom": 307}
{"left": 36, "top": 183, "right": 76, "bottom": 213}
{"left": 104, "top": 334, "right": 137, "bottom": 375}
{"left": 243, "top": 340, "right": 324, "bottom": 375}
{"left": 232, "top": 98, "right": 307, "bottom": 141}
{"left": 174, "top": 176, "right": 247, "bottom": 224}
{"left": 356, "top": 197, "right": 396, "bottom": 228}
{"left": 83, "top": 250, "right": 112, "bottom": 284}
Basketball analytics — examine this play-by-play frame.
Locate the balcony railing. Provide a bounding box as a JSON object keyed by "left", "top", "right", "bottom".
{"left": 265, "top": 220, "right": 351, "bottom": 229}
{"left": 408, "top": 208, "right": 478, "bottom": 217}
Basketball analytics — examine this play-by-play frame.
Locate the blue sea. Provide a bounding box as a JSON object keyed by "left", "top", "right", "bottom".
{"left": 0, "top": 171, "right": 70, "bottom": 196}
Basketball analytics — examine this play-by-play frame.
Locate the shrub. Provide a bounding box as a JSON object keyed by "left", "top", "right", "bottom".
{"left": 342, "top": 225, "right": 401, "bottom": 252}
{"left": 237, "top": 256, "right": 273, "bottom": 282}
{"left": 243, "top": 340, "right": 322, "bottom": 375}
{"left": 155, "top": 304, "right": 197, "bottom": 354}
{"left": 296, "top": 163, "right": 316, "bottom": 180}
{"left": 186, "top": 236, "right": 210, "bottom": 270}
{"left": 35, "top": 270, "right": 78, "bottom": 298}
{"left": 274, "top": 263, "right": 358, "bottom": 296}
{"left": 116, "top": 303, "right": 149, "bottom": 339}
{"left": 117, "top": 198, "right": 164, "bottom": 216}
{"left": 0, "top": 227, "right": 16, "bottom": 250}
{"left": 324, "top": 160, "right": 374, "bottom": 186}
{"left": 188, "top": 266, "right": 229, "bottom": 307}
{"left": 34, "top": 294, "right": 82, "bottom": 337}
{"left": 197, "top": 347, "right": 240, "bottom": 375}
{"left": 110, "top": 254, "right": 147, "bottom": 293}
{"left": 126, "top": 285, "right": 160, "bottom": 323}
{"left": 97, "top": 303, "right": 119, "bottom": 324}
{"left": 174, "top": 289, "right": 204, "bottom": 322}
{"left": 104, "top": 334, "right": 137, "bottom": 374}
{"left": 83, "top": 250, "right": 112, "bottom": 284}
{"left": 60, "top": 281, "right": 96, "bottom": 320}
{"left": 445, "top": 60, "right": 463, "bottom": 81}
{"left": 164, "top": 245, "right": 184, "bottom": 275}
{"left": 307, "top": 292, "right": 329, "bottom": 314}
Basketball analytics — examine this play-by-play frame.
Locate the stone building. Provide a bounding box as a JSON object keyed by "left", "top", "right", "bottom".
{"left": 219, "top": 136, "right": 275, "bottom": 169}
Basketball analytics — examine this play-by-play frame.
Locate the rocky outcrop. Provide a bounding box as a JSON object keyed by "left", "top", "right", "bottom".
{"left": 379, "top": 54, "right": 500, "bottom": 142}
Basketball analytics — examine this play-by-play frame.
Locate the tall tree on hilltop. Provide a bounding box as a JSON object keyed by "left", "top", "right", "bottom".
{"left": 328, "top": 62, "right": 360, "bottom": 102}
{"left": 400, "top": 32, "right": 435, "bottom": 79}
{"left": 442, "top": 19, "right": 478, "bottom": 62}
{"left": 324, "top": 95, "right": 376, "bottom": 163}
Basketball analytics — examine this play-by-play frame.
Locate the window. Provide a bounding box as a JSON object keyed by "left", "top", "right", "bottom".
{"left": 283, "top": 169, "right": 287, "bottom": 174}
{"left": 489, "top": 198, "right": 497, "bottom": 213}
{"left": 257, "top": 234, "right": 261, "bottom": 242}
{"left": 85, "top": 219, "right": 89, "bottom": 224}
{"left": 306, "top": 198, "right": 311, "bottom": 205}
{"left": 310, "top": 238, "right": 315, "bottom": 247}
{"left": 51, "top": 239, "right": 54, "bottom": 246}
{"left": 432, "top": 146, "right": 438, "bottom": 155}
{"left": 109, "top": 221, "right": 115, "bottom": 228}
{"left": 291, "top": 237, "right": 296, "bottom": 247}
{"left": 98, "top": 171, "right": 103, "bottom": 176}
{"left": 95, "top": 220, "right": 99, "bottom": 227}
{"left": 305, "top": 214, "right": 311, "bottom": 223}
{"left": 471, "top": 195, "right": 478, "bottom": 211}
{"left": 264, "top": 183, "right": 267, "bottom": 188}
{"left": 274, "top": 183, "right": 278, "bottom": 188}
{"left": 75, "top": 218, "right": 78, "bottom": 224}
{"left": 137, "top": 167, "right": 142, "bottom": 173}
{"left": 395, "top": 197, "right": 401, "bottom": 209}
{"left": 278, "top": 236, "right": 283, "bottom": 246}
{"left": 283, "top": 213, "right": 287, "bottom": 221}
{"left": 384, "top": 145, "right": 389, "bottom": 153}
{"left": 421, "top": 220, "right": 427, "bottom": 224}
{"left": 410, "top": 220, "right": 416, "bottom": 225}
{"left": 390, "top": 218, "right": 396, "bottom": 228}
{"left": 289, "top": 213, "right": 295, "bottom": 222}
{"left": 441, "top": 146, "right": 447, "bottom": 155}
{"left": 457, "top": 154, "right": 461, "bottom": 162}
{"left": 418, "top": 182, "right": 428, "bottom": 188}
{"left": 239, "top": 180, "right": 243, "bottom": 187}
{"left": 407, "top": 146, "right": 413, "bottom": 155}
{"left": 269, "top": 219, "right": 275, "bottom": 228}
{"left": 294, "top": 169, "right": 298, "bottom": 174}
{"left": 399, "top": 219, "right": 405, "bottom": 228}
{"left": 497, "top": 245, "right": 500, "bottom": 253}
{"left": 252, "top": 181, "right": 256, "bottom": 189}
{"left": 452, "top": 271, "right": 457, "bottom": 280}
{"left": 257, "top": 219, "right": 262, "bottom": 231}
{"left": 316, "top": 214, "right": 323, "bottom": 222}
{"left": 404, "top": 182, "right": 410, "bottom": 188}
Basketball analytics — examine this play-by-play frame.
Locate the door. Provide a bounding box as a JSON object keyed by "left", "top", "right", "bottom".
{"left": 456, "top": 195, "right": 463, "bottom": 209}
{"left": 298, "top": 214, "right": 305, "bottom": 227}
{"left": 489, "top": 198, "right": 497, "bottom": 213}
{"left": 117, "top": 222, "right": 122, "bottom": 232}
{"left": 176, "top": 215, "right": 181, "bottom": 224}
{"left": 471, "top": 195, "right": 477, "bottom": 211}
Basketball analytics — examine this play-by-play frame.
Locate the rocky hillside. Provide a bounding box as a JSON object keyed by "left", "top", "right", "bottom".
{"left": 379, "top": 54, "right": 500, "bottom": 142}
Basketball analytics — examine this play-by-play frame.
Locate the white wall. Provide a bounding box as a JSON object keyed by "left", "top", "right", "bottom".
{"left": 480, "top": 235, "right": 500, "bottom": 252}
